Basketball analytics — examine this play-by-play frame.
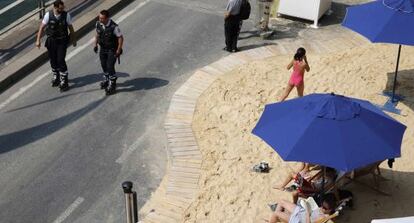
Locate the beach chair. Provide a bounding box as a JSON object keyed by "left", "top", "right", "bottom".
{"left": 276, "top": 166, "right": 344, "bottom": 204}
{"left": 344, "top": 160, "right": 391, "bottom": 196}
{"left": 296, "top": 167, "right": 345, "bottom": 199}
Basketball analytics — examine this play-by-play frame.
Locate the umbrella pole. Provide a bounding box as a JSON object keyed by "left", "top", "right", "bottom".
{"left": 391, "top": 45, "right": 402, "bottom": 103}
{"left": 322, "top": 167, "right": 326, "bottom": 193}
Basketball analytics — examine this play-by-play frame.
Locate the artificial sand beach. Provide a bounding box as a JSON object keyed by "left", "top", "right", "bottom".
{"left": 183, "top": 44, "right": 414, "bottom": 223}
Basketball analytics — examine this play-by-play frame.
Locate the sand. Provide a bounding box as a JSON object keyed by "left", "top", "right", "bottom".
{"left": 184, "top": 44, "right": 414, "bottom": 223}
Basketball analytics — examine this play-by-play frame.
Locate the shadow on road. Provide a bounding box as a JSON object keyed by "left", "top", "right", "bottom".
{"left": 5, "top": 89, "right": 100, "bottom": 113}
{"left": 237, "top": 42, "right": 276, "bottom": 52}
{"left": 5, "top": 74, "right": 166, "bottom": 113}
{"left": 70, "top": 72, "right": 130, "bottom": 89}
{"left": 117, "top": 77, "right": 169, "bottom": 93}
{"left": 0, "top": 97, "right": 106, "bottom": 154}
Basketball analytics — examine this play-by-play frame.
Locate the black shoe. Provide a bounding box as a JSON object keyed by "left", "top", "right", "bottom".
{"left": 59, "top": 75, "right": 69, "bottom": 91}
{"left": 99, "top": 80, "right": 109, "bottom": 89}
{"left": 100, "top": 74, "right": 109, "bottom": 89}
{"left": 105, "top": 79, "right": 116, "bottom": 95}
{"left": 223, "top": 47, "right": 232, "bottom": 52}
{"left": 51, "top": 73, "right": 60, "bottom": 87}
{"left": 100, "top": 80, "right": 109, "bottom": 89}
{"left": 232, "top": 48, "right": 239, "bottom": 53}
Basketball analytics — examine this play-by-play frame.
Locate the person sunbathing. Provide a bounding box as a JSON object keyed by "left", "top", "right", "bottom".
{"left": 268, "top": 194, "right": 336, "bottom": 223}
{"left": 274, "top": 166, "right": 337, "bottom": 203}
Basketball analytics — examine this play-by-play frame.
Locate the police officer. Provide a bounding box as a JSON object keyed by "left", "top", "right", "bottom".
{"left": 36, "top": 0, "right": 76, "bottom": 91}
{"left": 94, "top": 10, "right": 124, "bottom": 95}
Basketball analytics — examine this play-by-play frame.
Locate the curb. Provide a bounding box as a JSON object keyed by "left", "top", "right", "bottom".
{"left": 0, "top": 0, "right": 134, "bottom": 93}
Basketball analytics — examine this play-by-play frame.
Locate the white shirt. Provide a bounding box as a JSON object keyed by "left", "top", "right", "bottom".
{"left": 97, "top": 20, "right": 122, "bottom": 37}
{"left": 42, "top": 11, "right": 73, "bottom": 25}
{"left": 226, "top": 0, "right": 242, "bottom": 15}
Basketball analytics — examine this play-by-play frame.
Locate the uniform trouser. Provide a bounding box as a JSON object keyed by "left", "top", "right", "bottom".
{"left": 46, "top": 37, "right": 68, "bottom": 74}
{"left": 99, "top": 48, "right": 117, "bottom": 80}
{"left": 224, "top": 15, "right": 241, "bottom": 51}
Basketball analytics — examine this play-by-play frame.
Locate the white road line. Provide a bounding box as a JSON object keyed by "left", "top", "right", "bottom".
{"left": 0, "top": 0, "right": 24, "bottom": 16}
{"left": 0, "top": 0, "right": 150, "bottom": 111}
{"left": 52, "top": 197, "right": 84, "bottom": 223}
{"left": 116, "top": 136, "right": 143, "bottom": 164}
{"left": 116, "top": 0, "right": 150, "bottom": 23}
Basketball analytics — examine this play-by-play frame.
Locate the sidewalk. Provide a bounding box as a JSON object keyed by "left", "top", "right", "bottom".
{"left": 0, "top": 0, "right": 134, "bottom": 93}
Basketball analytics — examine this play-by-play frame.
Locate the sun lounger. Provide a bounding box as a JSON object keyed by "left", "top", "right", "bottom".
{"left": 344, "top": 160, "right": 391, "bottom": 196}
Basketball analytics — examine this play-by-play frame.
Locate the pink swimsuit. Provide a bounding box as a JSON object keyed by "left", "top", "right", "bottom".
{"left": 288, "top": 61, "right": 304, "bottom": 86}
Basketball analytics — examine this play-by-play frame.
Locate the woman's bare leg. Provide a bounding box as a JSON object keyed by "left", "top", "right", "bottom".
{"left": 278, "top": 199, "right": 297, "bottom": 213}
{"left": 273, "top": 172, "right": 297, "bottom": 190}
{"left": 280, "top": 84, "right": 295, "bottom": 101}
{"left": 269, "top": 201, "right": 292, "bottom": 223}
{"left": 292, "top": 191, "right": 299, "bottom": 204}
{"left": 296, "top": 82, "right": 304, "bottom": 97}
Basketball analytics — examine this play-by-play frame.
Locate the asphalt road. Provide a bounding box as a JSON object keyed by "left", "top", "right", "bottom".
{"left": 0, "top": 0, "right": 265, "bottom": 222}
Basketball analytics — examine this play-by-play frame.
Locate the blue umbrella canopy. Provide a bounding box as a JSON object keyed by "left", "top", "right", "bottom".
{"left": 342, "top": 0, "right": 414, "bottom": 102}
{"left": 342, "top": 0, "right": 414, "bottom": 45}
{"left": 252, "top": 93, "right": 406, "bottom": 171}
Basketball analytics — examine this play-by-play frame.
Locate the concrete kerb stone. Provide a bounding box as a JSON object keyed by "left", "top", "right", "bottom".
{"left": 0, "top": 0, "right": 134, "bottom": 93}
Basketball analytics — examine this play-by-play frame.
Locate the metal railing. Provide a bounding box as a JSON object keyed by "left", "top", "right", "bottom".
{"left": 0, "top": 0, "right": 54, "bottom": 37}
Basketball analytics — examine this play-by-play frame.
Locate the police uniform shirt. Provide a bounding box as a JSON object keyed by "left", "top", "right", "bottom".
{"left": 42, "top": 11, "right": 73, "bottom": 25}
{"left": 226, "top": 0, "right": 242, "bottom": 15}
{"left": 98, "top": 19, "right": 123, "bottom": 38}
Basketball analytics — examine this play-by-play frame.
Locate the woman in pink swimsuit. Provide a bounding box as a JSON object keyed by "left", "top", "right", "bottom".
{"left": 280, "top": 47, "right": 310, "bottom": 101}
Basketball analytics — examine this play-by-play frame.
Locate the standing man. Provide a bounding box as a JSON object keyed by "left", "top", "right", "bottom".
{"left": 259, "top": 0, "right": 273, "bottom": 31}
{"left": 224, "top": 0, "right": 242, "bottom": 52}
{"left": 36, "top": 0, "right": 76, "bottom": 91}
{"left": 94, "top": 10, "right": 123, "bottom": 95}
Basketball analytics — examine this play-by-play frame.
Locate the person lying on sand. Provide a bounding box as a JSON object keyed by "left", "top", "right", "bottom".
{"left": 268, "top": 194, "right": 336, "bottom": 223}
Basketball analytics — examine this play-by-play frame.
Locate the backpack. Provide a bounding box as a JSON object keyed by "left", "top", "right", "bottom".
{"left": 238, "top": 0, "right": 251, "bottom": 20}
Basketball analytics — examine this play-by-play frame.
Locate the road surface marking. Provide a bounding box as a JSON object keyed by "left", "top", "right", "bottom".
{"left": 52, "top": 197, "right": 84, "bottom": 223}
{"left": 116, "top": 0, "right": 150, "bottom": 23}
{"left": 116, "top": 134, "right": 144, "bottom": 164}
{"left": 0, "top": 0, "right": 24, "bottom": 16}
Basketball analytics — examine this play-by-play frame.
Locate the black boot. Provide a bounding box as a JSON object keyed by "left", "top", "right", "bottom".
{"left": 59, "top": 74, "right": 69, "bottom": 91}
{"left": 51, "top": 70, "right": 60, "bottom": 87}
{"left": 100, "top": 74, "right": 109, "bottom": 89}
{"left": 105, "top": 78, "right": 117, "bottom": 95}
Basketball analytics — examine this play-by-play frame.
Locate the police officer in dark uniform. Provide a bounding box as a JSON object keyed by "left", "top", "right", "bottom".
{"left": 94, "top": 10, "right": 124, "bottom": 95}
{"left": 36, "top": 0, "right": 76, "bottom": 91}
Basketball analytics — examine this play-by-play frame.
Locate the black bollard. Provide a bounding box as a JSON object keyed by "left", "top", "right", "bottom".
{"left": 133, "top": 191, "right": 138, "bottom": 222}
{"left": 122, "top": 181, "right": 134, "bottom": 223}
